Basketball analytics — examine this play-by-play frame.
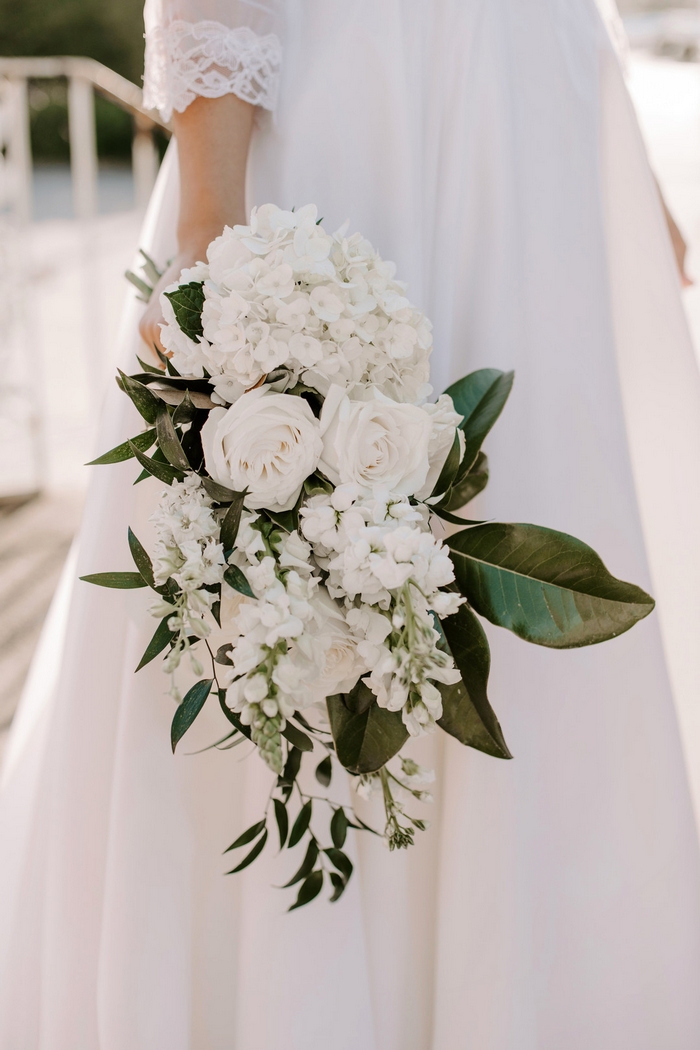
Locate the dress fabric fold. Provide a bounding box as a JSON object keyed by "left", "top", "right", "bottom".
{"left": 2, "top": 2, "right": 700, "bottom": 1048}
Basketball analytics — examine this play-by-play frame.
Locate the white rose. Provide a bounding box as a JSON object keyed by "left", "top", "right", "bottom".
{"left": 291, "top": 590, "right": 367, "bottom": 702}
{"left": 318, "top": 384, "right": 433, "bottom": 496}
{"left": 202, "top": 387, "right": 323, "bottom": 512}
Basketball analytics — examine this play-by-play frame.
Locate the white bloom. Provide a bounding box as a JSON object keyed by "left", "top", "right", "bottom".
{"left": 318, "top": 385, "right": 433, "bottom": 495}
{"left": 202, "top": 387, "right": 323, "bottom": 512}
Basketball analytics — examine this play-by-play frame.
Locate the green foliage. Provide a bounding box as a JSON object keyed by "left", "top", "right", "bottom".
{"left": 281, "top": 722, "right": 314, "bottom": 752}
{"left": 80, "top": 571, "right": 146, "bottom": 589}
{"left": 223, "top": 564, "right": 254, "bottom": 599}
{"left": 444, "top": 369, "right": 514, "bottom": 475}
{"left": 315, "top": 755, "right": 332, "bottom": 787}
{"left": 289, "top": 870, "right": 323, "bottom": 911}
{"left": 135, "top": 617, "right": 176, "bottom": 672}
{"left": 327, "top": 683, "right": 408, "bottom": 774}
{"left": 163, "top": 283, "right": 205, "bottom": 341}
{"left": 443, "top": 451, "right": 489, "bottom": 511}
{"left": 87, "top": 428, "right": 156, "bottom": 466}
{"left": 171, "top": 679, "right": 213, "bottom": 752}
{"left": 220, "top": 492, "right": 246, "bottom": 552}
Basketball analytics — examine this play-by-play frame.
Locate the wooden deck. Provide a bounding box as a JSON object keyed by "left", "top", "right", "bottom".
{"left": 0, "top": 493, "right": 83, "bottom": 758}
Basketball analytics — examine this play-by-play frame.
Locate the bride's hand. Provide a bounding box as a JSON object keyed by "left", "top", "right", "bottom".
{"left": 138, "top": 246, "right": 208, "bottom": 363}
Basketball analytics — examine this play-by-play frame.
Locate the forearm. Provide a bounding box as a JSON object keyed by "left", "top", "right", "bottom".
{"left": 174, "top": 93, "right": 256, "bottom": 257}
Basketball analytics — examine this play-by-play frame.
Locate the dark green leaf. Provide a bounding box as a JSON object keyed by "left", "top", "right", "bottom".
{"left": 448, "top": 523, "right": 655, "bottom": 648}
{"left": 218, "top": 689, "right": 252, "bottom": 739}
{"left": 211, "top": 600, "right": 221, "bottom": 627}
{"left": 304, "top": 473, "right": 333, "bottom": 497}
{"left": 281, "top": 838, "right": 318, "bottom": 887}
{"left": 329, "top": 871, "right": 347, "bottom": 902}
{"left": 172, "top": 390, "right": 197, "bottom": 426}
{"left": 343, "top": 679, "right": 376, "bottom": 716}
{"left": 220, "top": 491, "right": 246, "bottom": 552}
{"left": 128, "top": 440, "right": 185, "bottom": 486}
{"left": 431, "top": 429, "right": 462, "bottom": 499}
{"left": 171, "top": 679, "right": 213, "bottom": 752}
{"left": 117, "top": 369, "right": 161, "bottom": 424}
{"left": 226, "top": 828, "right": 268, "bottom": 874}
{"left": 327, "top": 688, "right": 408, "bottom": 774}
{"left": 201, "top": 476, "right": 239, "bottom": 503}
{"left": 282, "top": 722, "right": 313, "bottom": 752}
{"left": 135, "top": 616, "right": 176, "bottom": 672}
{"left": 164, "top": 282, "right": 204, "bottom": 340}
{"left": 273, "top": 798, "right": 289, "bottom": 849}
{"left": 443, "top": 451, "right": 489, "bottom": 511}
{"left": 288, "top": 869, "right": 323, "bottom": 911}
{"left": 127, "top": 527, "right": 156, "bottom": 588}
{"left": 330, "top": 807, "right": 348, "bottom": 849}
{"left": 224, "top": 819, "right": 266, "bottom": 852}
{"left": 80, "top": 571, "right": 147, "bottom": 589}
{"left": 223, "top": 564, "right": 254, "bottom": 599}
{"left": 279, "top": 745, "right": 302, "bottom": 789}
{"left": 315, "top": 755, "right": 332, "bottom": 787}
{"left": 444, "top": 369, "right": 514, "bottom": 475}
{"left": 437, "top": 603, "right": 511, "bottom": 759}
{"left": 430, "top": 507, "right": 484, "bottom": 527}
{"left": 136, "top": 354, "right": 164, "bottom": 375}
{"left": 86, "top": 428, "right": 157, "bottom": 466}
{"left": 324, "top": 847, "right": 353, "bottom": 883}
{"left": 288, "top": 800, "right": 312, "bottom": 848}
{"left": 155, "top": 405, "right": 191, "bottom": 470}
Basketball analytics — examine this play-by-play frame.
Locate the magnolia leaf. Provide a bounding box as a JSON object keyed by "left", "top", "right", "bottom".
{"left": 226, "top": 828, "right": 268, "bottom": 874}
{"left": 448, "top": 523, "right": 655, "bottom": 648}
{"left": 171, "top": 679, "right": 213, "bottom": 752}
{"left": 327, "top": 688, "right": 408, "bottom": 774}
{"left": 281, "top": 722, "right": 313, "bottom": 752}
{"left": 128, "top": 441, "right": 185, "bottom": 486}
{"left": 288, "top": 869, "right": 323, "bottom": 911}
{"left": 155, "top": 405, "right": 191, "bottom": 471}
{"left": 330, "top": 807, "right": 348, "bottom": 849}
{"left": 135, "top": 616, "right": 175, "bottom": 672}
{"left": 444, "top": 451, "right": 489, "bottom": 511}
{"left": 444, "top": 369, "right": 514, "bottom": 476}
{"left": 220, "top": 491, "right": 247, "bottom": 552}
{"left": 288, "top": 800, "right": 312, "bottom": 848}
{"left": 87, "top": 428, "right": 157, "bottom": 466}
{"left": 430, "top": 429, "right": 462, "bottom": 500}
{"left": 223, "top": 564, "right": 254, "bottom": 599}
{"left": 437, "top": 603, "right": 511, "bottom": 759}
{"left": 274, "top": 799, "right": 289, "bottom": 850}
{"left": 282, "top": 838, "right": 319, "bottom": 887}
{"left": 163, "top": 282, "right": 205, "bottom": 340}
{"left": 80, "top": 571, "right": 147, "bottom": 589}
{"left": 315, "top": 755, "right": 332, "bottom": 787}
{"left": 117, "top": 369, "right": 161, "bottom": 424}
{"left": 224, "top": 819, "right": 266, "bottom": 852}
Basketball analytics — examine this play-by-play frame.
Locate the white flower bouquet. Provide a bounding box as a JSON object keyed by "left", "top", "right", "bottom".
{"left": 86, "top": 205, "right": 654, "bottom": 908}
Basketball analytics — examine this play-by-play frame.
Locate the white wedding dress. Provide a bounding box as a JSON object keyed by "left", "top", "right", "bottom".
{"left": 3, "top": 2, "right": 700, "bottom": 1048}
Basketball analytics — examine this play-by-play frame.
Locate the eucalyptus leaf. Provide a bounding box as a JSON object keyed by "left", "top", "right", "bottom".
{"left": 273, "top": 798, "right": 289, "bottom": 850}
{"left": 226, "top": 828, "right": 268, "bottom": 874}
{"left": 288, "top": 869, "right": 323, "bottom": 911}
{"left": 220, "top": 491, "right": 246, "bottom": 552}
{"left": 281, "top": 722, "right": 313, "bottom": 752}
{"left": 315, "top": 755, "right": 332, "bottom": 787}
{"left": 164, "top": 282, "right": 205, "bottom": 340}
{"left": 80, "top": 571, "right": 147, "bottom": 589}
{"left": 288, "top": 800, "right": 312, "bottom": 848}
{"left": 155, "top": 405, "right": 191, "bottom": 471}
{"left": 117, "top": 369, "right": 161, "bottom": 424}
{"left": 87, "top": 428, "right": 156, "bottom": 466}
{"left": 224, "top": 819, "right": 266, "bottom": 853}
{"left": 223, "top": 564, "right": 254, "bottom": 599}
{"left": 128, "top": 441, "right": 185, "bottom": 486}
{"left": 135, "top": 616, "right": 175, "bottom": 672}
{"left": 448, "top": 523, "right": 655, "bottom": 648}
{"left": 444, "top": 369, "right": 514, "bottom": 476}
{"left": 281, "top": 838, "right": 318, "bottom": 887}
{"left": 171, "top": 679, "right": 213, "bottom": 752}
{"left": 437, "top": 603, "right": 511, "bottom": 759}
{"left": 330, "top": 807, "right": 348, "bottom": 849}
{"left": 327, "top": 688, "right": 408, "bottom": 774}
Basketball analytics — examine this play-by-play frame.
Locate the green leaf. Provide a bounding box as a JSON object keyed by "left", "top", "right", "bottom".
{"left": 281, "top": 722, "right": 313, "bottom": 752}
{"left": 201, "top": 476, "right": 239, "bottom": 503}
{"left": 431, "top": 429, "right": 462, "bottom": 499}
{"left": 86, "top": 428, "right": 157, "bottom": 466}
{"left": 218, "top": 689, "right": 252, "bottom": 739}
{"left": 135, "top": 616, "right": 176, "bottom": 672}
{"left": 329, "top": 871, "right": 347, "bottom": 903}
{"left": 155, "top": 405, "right": 191, "bottom": 471}
{"left": 443, "top": 451, "right": 489, "bottom": 511}
{"left": 448, "top": 523, "right": 655, "bottom": 648}
{"left": 223, "top": 564, "right": 254, "bottom": 599}
{"left": 138, "top": 248, "right": 163, "bottom": 287}
{"left": 127, "top": 527, "right": 156, "bottom": 588}
{"left": 330, "top": 807, "right": 348, "bottom": 849}
{"left": 273, "top": 798, "right": 289, "bottom": 849}
{"left": 315, "top": 755, "right": 332, "bottom": 787}
{"left": 136, "top": 354, "right": 163, "bottom": 375}
{"left": 288, "top": 869, "right": 323, "bottom": 911}
{"left": 128, "top": 440, "right": 185, "bottom": 486}
{"left": 304, "top": 473, "right": 333, "bottom": 497}
{"left": 281, "top": 838, "right": 318, "bottom": 887}
{"left": 163, "top": 282, "right": 205, "bottom": 341}
{"left": 125, "top": 270, "right": 153, "bottom": 301}
{"left": 444, "top": 369, "right": 514, "bottom": 475}
{"left": 171, "top": 679, "right": 213, "bottom": 752}
{"left": 430, "top": 507, "right": 484, "bottom": 527}
{"left": 220, "top": 491, "right": 247, "bottom": 552}
{"left": 224, "top": 819, "right": 266, "bottom": 852}
{"left": 324, "top": 847, "right": 353, "bottom": 883}
{"left": 117, "top": 369, "right": 162, "bottom": 424}
{"left": 80, "top": 571, "right": 147, "bottom": 589}
{"left": 437, "top": 603, "right": 511, "bottom": 759}
{"left": 288, "top": 800, "right": 312, "bottom": 848}
{"left": 327, "top": 686, "right": 408, "bottom": 774}
{"left": 279, "top": 745, "right": 302, "bottom": 789}
{"left": 172, "top": 390, "right": 197, "bottom": 426}
{"left": 226, "top": 828, "right": 268, "bottom": 874}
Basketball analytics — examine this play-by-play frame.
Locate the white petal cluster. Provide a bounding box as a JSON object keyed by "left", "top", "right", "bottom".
{"left": 159, "top": 204, "right": 433, "bottom": 405}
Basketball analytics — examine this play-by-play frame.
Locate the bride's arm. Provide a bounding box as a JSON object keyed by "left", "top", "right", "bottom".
{"left": 139, "top": 94, "right": 255, "bottom": 353}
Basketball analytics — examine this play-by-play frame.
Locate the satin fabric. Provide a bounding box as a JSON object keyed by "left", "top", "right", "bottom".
{"left": 2, "top": 2, "right": 700, "bottom": 1048}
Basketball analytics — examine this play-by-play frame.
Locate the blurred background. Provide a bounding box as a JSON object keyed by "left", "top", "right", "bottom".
{"left": 1, "top": 0, "right": 700, "bottom": 756}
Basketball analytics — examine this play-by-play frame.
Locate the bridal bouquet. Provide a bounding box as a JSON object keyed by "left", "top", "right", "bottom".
{"left": 85, "top": 204, "right": 654, "bottom": 908}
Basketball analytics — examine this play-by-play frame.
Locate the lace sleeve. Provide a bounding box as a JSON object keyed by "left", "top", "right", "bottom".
{"left": 143, "top": 0, "right": 283, "bottom": 121}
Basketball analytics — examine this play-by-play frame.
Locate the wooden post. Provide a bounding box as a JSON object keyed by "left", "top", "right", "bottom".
{"left": 68, "top": 75, "right": 98, "bottom": 220}
{"left": 5, "top": 77, "right": 32, "bottom": 223}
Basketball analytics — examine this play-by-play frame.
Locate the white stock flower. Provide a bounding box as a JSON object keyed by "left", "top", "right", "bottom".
{"left": 202, "top": 387, "right": 323, "bottom": 512}
{"left": 318, "top": 385, "right": 433, "bottom": 495}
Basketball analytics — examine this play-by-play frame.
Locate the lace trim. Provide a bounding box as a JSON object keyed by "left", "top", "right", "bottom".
{"left": 143, "top": 20, "right": 282, "bottom": 121}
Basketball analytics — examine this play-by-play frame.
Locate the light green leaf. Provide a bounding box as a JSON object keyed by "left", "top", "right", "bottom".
{"left": 117, "top": 369, "right": 161, "bottom": 424}
{"left": 87, "top": 428, "right": 156, "bottom": 466}
{"left": 80, "top": 571, "right": 147, "bottom": 589}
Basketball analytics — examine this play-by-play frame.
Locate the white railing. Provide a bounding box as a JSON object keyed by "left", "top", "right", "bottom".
{"left": 0, "top": 55, "right": 170, "bottom": 221}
